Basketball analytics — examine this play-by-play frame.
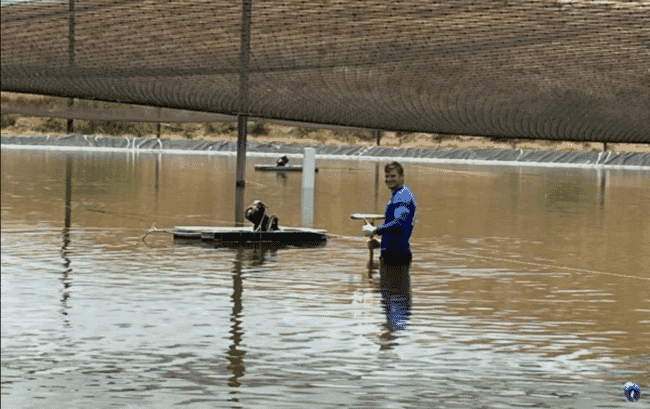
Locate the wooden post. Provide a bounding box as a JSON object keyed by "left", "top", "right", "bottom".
{"left": 374, "top": 130, "right": 382, "bottom": 146}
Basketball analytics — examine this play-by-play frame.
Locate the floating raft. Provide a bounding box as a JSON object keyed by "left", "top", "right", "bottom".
{"left": 254, "top": 164, "right": 319, "bottom": 172}
{"left": 173, "top": 226, "right": 327, "bottom": 245}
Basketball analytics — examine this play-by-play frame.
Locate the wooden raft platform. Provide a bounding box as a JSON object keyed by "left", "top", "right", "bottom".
{"left": 173, "top": 226, "right": 328, "bottom": 245}
{"left": 254, "top": 165, "right": 319, "bottom": 172}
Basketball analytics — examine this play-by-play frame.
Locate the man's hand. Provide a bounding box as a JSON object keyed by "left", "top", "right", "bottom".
{"left": 362, "top": 223, "right": 376, "bottom": 237}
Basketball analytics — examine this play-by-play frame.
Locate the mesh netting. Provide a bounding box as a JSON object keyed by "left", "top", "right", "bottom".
{"left": 2, "top": 0, "right": 649, "bottom": 142}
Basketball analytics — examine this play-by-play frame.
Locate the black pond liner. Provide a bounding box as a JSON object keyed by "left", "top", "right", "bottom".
{"left": 2, "top": 135, "right": 649, "bottom": 169}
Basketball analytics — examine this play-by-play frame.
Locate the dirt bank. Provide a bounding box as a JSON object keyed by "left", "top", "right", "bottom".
{"left": 3, "top": 116, "right": 648, "bottom": 154}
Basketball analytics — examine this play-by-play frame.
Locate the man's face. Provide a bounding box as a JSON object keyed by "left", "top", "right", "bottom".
{"left": 385, "top": 169, "right": 404, "bottom": 192}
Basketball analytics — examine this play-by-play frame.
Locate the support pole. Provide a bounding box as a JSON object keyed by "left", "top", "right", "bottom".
{"left": 234, "top": 0, "right": 252, "bottom": 220}
{"left": 236, "top": 114, "right": 248, "bottom": 189}
{"left": 67, "top": 98, "right": 74, "bottom": 134}
{"left": 67, "top": 0, "right": 75, "bottom": 134}
{"left": 374, "top": 161, "right": 380, "bottom": 208}
{"left": 374, "top": 130, "right": 382, "bottom": 146}
{"left": 156, "top": 107, "right": 162, "bottom": 138}
{"left": 234, "top": 115, "right": 247, "bottom": 226}
{"left": 235, "top": 182, "right": 246, "bottom": 227}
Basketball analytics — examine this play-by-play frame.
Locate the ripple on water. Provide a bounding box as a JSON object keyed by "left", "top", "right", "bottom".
{"left": 3, "top": 153, "right": 649, "bottom": 408}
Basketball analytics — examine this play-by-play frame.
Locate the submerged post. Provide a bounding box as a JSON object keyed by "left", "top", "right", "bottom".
{"left": 236, "top": 115, "right": 248, "bottom": 188}
{"left": 235, "top": 182, "right": 245, "bottom": 227}
{"left": 301, "top": 148, "right": 316, "bottom": 227}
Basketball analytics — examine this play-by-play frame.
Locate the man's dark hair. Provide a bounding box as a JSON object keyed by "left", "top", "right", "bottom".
{"left": 384, "top": 161, "right": 404, "bottom": 176}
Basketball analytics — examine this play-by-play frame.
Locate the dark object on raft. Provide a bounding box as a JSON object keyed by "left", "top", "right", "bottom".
{"left": 173, "top": 199, "right": 327, "bottom": 246}
{"left": 255, "top": 156, "right": 318, "bottom": 172}
{"left": 254, "top": 164, "right": 319, "bottom": 172}
{"left": 245, "top": 200, "right": 279, "bottom": 231}
{"left": 277, "top": 155, "right": 289, "bottom": 166}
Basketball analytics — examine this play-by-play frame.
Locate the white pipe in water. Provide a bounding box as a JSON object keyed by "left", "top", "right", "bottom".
{"left": 301, "top": 148, "right": 316, "bottom": 227}
{"left": 301, "top": 187, "right": 314, "bottom": 228}
{"left": 302, "top": 147, "right": 316, "bottom": 189}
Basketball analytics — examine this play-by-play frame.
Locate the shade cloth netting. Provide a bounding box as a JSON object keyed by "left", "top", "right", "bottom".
{"left": 1, "top": 0, "right": 649, "bottom": 142}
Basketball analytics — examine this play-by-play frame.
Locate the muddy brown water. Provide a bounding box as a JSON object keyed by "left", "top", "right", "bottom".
{"left": 2, "top": 148, "right": 648, "bottom": 408}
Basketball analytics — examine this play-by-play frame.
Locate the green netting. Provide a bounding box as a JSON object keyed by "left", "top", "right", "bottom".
{"left": 2, "top": 0, "right": 649, "bottom": 142}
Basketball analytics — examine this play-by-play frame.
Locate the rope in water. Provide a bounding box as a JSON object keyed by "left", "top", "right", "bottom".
{"left": 141, "top": 225, "right": 175, "bottom": 243}
{"left": 437, "top": 248, "right": 649, "bottom": 281}
{"left": 10, "top": 218, "right": 639, "bottom": 280}
{"left": 138, "top": 227, "right": 648, "bottom": 281}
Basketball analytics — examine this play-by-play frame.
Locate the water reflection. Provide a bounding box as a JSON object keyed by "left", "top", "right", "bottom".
{"left": 3, "top": 150, "right": 649, "bottom": 408}
{"left": 275, "top": 171, "right": 288, "bottom": 183}
{"left": 227, "top": 249, "right": 245, "bottom": 396}
{"left": 246, "top": 245, "right": 277, "bottom": 266}
{"left": 378, "top": 262, "right": 412, "bottom": 350}
{"left": 225, "top": 246, "right": 278, "bottom": 398}
{"left": 60, "top": 157, "right": 73, "bottom": 321}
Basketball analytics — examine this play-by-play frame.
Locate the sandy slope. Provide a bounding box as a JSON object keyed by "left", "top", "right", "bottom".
{"left": 3, "top": 116, "right": 648, "bottom": 153}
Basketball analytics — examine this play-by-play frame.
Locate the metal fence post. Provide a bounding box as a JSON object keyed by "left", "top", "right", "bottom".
{"left": 234, "top": 0, "right": 252, "bottom": 225}
{"left": 67, "top": 0, "right": 75, "bottom": 134}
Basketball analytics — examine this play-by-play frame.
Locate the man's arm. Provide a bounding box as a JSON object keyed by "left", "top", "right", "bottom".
{"left": 375, "top": 205, "right": 411, "bottom": 235}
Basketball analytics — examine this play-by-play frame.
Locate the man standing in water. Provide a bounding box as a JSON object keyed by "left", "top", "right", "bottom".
{"left": 363, "top": 161, "right": 416, "bottom": 331}
{"left": 363, "top": 161, "right": 417, "bottom": 280}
